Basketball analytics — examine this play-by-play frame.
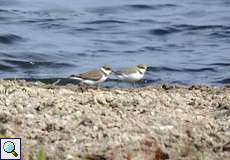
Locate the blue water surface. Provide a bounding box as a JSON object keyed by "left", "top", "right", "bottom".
{"left": 0, "top": 0, "right": 230, "bottom": 86}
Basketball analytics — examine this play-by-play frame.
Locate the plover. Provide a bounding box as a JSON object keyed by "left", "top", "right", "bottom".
{"left": 69, "top": 65, "right": 112, "bottom": 85}
{"left": 113, "top": 64, "right": 148, "bottom": 83}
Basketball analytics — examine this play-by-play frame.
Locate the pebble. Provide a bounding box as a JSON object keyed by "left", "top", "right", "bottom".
{"left": 223, "top": 141, "right": 230, "bottom": 152}
{"left": 159, "top": 125, "right": 174, "bottom": 130}
{"left": 25, "top": 114, "right": 35, "bottom": 119}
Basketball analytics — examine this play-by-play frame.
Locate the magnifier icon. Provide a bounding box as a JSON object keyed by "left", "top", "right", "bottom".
{"left": 3, "top": 141, "right": 18, "bottom": 157}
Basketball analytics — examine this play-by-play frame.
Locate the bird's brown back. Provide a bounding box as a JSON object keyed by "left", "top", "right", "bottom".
{"left": 77, "top": 70, "right": 103, "bottom": 80}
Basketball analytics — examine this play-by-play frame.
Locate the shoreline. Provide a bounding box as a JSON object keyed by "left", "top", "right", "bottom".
{"left": 0, "top": 80, "right": 229, "bottom": 159}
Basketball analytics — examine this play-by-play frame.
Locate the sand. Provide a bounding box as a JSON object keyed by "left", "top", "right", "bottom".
{"left": 0, "top": 80, "right": 229, "bottom": 160}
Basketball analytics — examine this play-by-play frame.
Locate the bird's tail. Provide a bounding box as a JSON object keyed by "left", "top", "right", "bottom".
{"left": 69, "top": 75, "right": 82, "bottom": 81}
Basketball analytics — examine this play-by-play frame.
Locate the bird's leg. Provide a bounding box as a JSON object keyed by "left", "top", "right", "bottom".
{"left": 116, "top": 80, "right": 120, "bottom": 88}
{"left": 79, "top": 82, "right": 84, "bottom": 92}
{"left": 80, "top": 82, "right": 90, "bottom": 92}
{"left": 96, "top": 83, "right": 100, "bottom": 90}
{"left": 133, "top": 82, "right": 136, "bottom": 88}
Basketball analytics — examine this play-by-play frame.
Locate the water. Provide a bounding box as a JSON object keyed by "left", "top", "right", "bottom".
{"left": 1, "top": 0, "right": 230, "bottom": 86}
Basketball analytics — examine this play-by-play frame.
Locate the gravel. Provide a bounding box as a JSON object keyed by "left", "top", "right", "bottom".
{"left": 0, "top": 80, "right": 229, "bottom": 160}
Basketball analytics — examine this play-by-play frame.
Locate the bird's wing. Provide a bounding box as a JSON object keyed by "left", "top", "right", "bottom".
{"left": 114, "top": 67, "right": 137, "bottom": 75}
{"left": 77, "top": 70, "right": 102, "bottom": 81}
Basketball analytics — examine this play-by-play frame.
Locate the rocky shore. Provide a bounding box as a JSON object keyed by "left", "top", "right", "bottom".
{"left": 0, "top": 80, "right": 229, "bottom": 160}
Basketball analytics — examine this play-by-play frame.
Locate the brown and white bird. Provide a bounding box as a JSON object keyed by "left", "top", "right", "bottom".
{"left": 113, "top": 64, "right": 148, "bottom": 82}
{"left": 69, "top": 65, "right": 112, "bottom": 85}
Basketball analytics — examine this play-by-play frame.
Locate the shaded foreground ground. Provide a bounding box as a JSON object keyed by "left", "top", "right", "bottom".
{"left": 0, "top": 80, "right": 230, "bottom": 160}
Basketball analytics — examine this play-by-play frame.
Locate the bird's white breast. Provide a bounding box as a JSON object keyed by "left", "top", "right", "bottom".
{"left": 98, "top": 75, "right": 108, "bottom": 83}
{"left": 117, "top": 72, "right": 144, "bottom": 82}
{"left": 82, "top": 80, "right": 98, "bottom": 85}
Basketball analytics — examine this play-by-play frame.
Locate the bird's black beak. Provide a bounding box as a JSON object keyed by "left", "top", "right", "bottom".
{"left": 146, "top": 66, "right": 151, "bottom": 71}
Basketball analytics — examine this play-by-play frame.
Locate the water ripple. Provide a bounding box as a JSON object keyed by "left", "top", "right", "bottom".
{"left": 0, "top": 34, "right": 24, "bottom": 44}
{"left": 209, "top": 63, "right": 230, "bottom": 66}
{"left": 216, "top": 78, "right": 230, "bottom": 84}
{"left": 0, "top": 64, "right": 15, "bottom": 71}
{"left": 148, "top": 27, "right": 179, "bottom": 35}
{"left": 0, "top": 9, "right": 11, "bottom": 13}
{"left": 125, "top": 4, "right": 177, "bottom": 10}
{"left": 173, "top": 24, "right": 229, "bottom": 31}
{"left": 72, "top": 27, "right": 98, "bottom": 32}
{"left": 83, "top": 20, "right": 128, "bottom": 25}
{"left": 21, "top": 18, "right": 68, "bottom": 23}
{"left": 143, "top": 46, "right": 163, "bottom": 51}
{"left": 88, "top": 3, "right": 177, "bottom": 14}
{"left": 149, "top": 66, "right": 217, "bottom": 73}
{"left": 2, "top": 59, "right": 74, "bottom": 69}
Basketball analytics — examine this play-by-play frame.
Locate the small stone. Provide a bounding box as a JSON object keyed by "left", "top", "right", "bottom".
{"left": 96, "top": 98, "right": 107, "bottom": 105}
{"left": 114, "top": 90, "right": 124, "bottom": 94}
{"left": 93, "top": 126, "right": 98, "bottom": 131}
{"left": 105, "top": 96, "right": 113, "bottom": 103}
{"left": 95, "top": 94, "right": 107, "bottom": 105}
{"left": 223, "top": 141, "right": 230, "bottom": 152}
{"left": 0, "top": 124, "right": 6, "bottom": 135}
{"left": 66, "top": 154, "right": 74, "bottom": 160}
{"left": 16, "top": 104, "right": 24, "bottom": 112}
{"left": 159, "top": 125, "right": 174, "bottom": 130}
{"left": 25, "top": 114, "right": 35, "bottom": 119}
{"left": 14, "top": 117, "right": 23, "bottom": 125}
{"left": 0, "top": 113, "right": 11, "bottom": 123}
{"left": 162, "top": 84, "right": 173, "bottom": 90}
{"left": 175, "top": 109, "right": 183, "bottom": 113}
{"left": 160, "top": 150, "right": 170, "bottom": 159}
{"left": 188, "top": 101, "right": 195, "bottom": 106}
{"left": 75, "top": 111, "right": 82, "bottom": 117}
{"left": 79, "top": 118, "right": 93, "bottom": 127}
